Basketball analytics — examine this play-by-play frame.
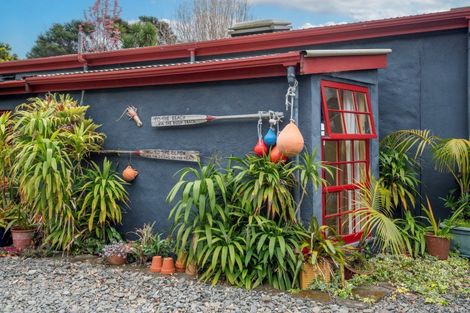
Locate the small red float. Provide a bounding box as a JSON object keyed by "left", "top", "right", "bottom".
{"left": 253, "top": 139, "right": 268, "bottom": 156}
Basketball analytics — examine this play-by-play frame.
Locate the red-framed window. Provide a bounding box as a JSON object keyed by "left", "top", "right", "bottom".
{"left": 321, "top": 81, "right": 376, "bottom": 243}
{"left": 321, "top": 80, "right": 376, "bottom": 140}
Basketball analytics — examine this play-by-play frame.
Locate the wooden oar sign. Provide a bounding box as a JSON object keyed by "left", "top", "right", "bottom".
{"left": 151, "top": 112, "right": 284, "bottom": 128}
{"left": 99, "top": 149, "right": 200, "bottom": 163}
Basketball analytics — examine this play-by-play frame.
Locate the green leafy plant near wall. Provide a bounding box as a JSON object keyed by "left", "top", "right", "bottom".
{"left": 168, "top": 150, "right": 340, "bottom": 290}
{"left": 0, "top": 94, "right": 128, "bottom": 251}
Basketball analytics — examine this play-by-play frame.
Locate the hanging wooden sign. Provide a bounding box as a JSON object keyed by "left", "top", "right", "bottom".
{"left": 151, "top": 112, "right": 284, "bottom": 128}
{"left": 99, "top": 149, "right": 200, "bottom": 163}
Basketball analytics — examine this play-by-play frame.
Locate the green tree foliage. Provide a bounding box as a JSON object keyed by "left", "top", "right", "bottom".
{"left": 0, "top": 42, "right": 18, "bottom": 62}
{"left": 27, "top": 21, "right": 84, "bottom": 58}
{"left": 122, "top": 22, "right": 158, "bottom": 48}
{"left": 27, "top": 17, "right": 177, "bottom": 58}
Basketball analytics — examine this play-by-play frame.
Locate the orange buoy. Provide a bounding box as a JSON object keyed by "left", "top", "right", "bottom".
{"left": 122, "top": 165, "right": 139, "bottom": 182}
{"left": 270, "top": 146, "right": 287, "bottom": 163}
{"left": 276, "top": 121, "right": 304, "bottom": 157}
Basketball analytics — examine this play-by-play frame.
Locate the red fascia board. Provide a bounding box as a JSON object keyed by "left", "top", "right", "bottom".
{"left": 0, "top": 52, "right": 300, "bottom": 95}
{"left": 0, "top": 52, "right": 389, "bottom": 96}
{"left": 301, "top": 54, "right": 388, "bottom": 74}
{"left": 0, "top": 8, "right": 468, "bottom": 75}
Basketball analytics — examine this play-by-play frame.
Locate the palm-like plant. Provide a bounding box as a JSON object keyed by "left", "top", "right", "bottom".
{"left": 378, "top": 147, "right": 419, "bottom": 210}
{"left": 382, "top": 129, "right": 469, "bottom": 196}
{"left": 167, "top": 162, "right": 229, "bottom": 259}
{"left": 355, "top": 177, "right": 407, "bottom": 255}
{"left": 79, "top": 158, "right": 128, "bottom": 238}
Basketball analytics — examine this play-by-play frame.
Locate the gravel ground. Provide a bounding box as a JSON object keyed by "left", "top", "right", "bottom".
{"left": 0, "top": 257, "right": 468, "bottom": 313}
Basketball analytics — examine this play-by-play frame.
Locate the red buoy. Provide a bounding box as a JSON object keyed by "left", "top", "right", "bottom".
{"left": 253, "top": 139, "right": 268, "bottom": 156}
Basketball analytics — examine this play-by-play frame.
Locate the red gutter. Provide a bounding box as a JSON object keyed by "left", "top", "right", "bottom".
{"left": 0, "top": 52, "right": 388, "bottom": 96}
{"left": 0, "top": 8, "right": 467, "bottom": 75}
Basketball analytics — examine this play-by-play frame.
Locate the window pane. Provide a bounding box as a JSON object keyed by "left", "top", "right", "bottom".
{"left": 355, "top": 92, "right": 369, "bottom": 112}
{"left": 354, "top": 163, "right": 366, "bottom": 184}
{"left": 325, "top": 165, "right": 338, "bottom": 186}
{"left": 328, "top": 112, "right": 344, "bottom": 133}
{"left": 342, "top": 214, "right": 353, "bottom": 235}
{"left": 342, "top": 90, "right": 354, "bottom": 111}
{"left": 324, "top": 141, "right": 337, "bottom": 162}
{"left": 339, "top": 141, "right": 352, "bottom": 161}
{"left": 324, "top": 87, "right": 340, "bottom": 110}
{"left": 325, "top": 192, "right": 338, "bottom": 216}
{"left": 340, "top": 191, "right": 354, "bottom": 212}
{"left": 344, "top": 113, "right": 359, "bottom": 134}
{"left": 357, "top": 114, "right": 371, "bottom": 134}
{"left": 354, "top": 141, "right": 366, "bottom": 161}
{"left": 325, "top": 217, "right": 339, "bottom": 233}
{"left": 339, "top": 163, "right": 353, "bottom": 185}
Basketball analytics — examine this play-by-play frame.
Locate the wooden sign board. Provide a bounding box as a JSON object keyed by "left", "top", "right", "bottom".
{"left": 136, "top": 149, "right": 200, "bottom": 163}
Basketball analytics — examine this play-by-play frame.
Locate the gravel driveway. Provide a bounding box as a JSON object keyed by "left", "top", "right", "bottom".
{"left": 0, "top": 257, "right": 467, "bottom": 313}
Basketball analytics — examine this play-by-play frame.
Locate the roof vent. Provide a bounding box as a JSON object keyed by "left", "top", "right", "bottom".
{"left": 229, "top": 19, "right": 292, "bottom": 37}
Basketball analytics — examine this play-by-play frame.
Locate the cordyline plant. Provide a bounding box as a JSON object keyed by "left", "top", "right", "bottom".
{"left": 167, "top": 150, "right": 330, "bottom": 290}
{"left": 0, "top": 94, "right": 128, "bottom": 251}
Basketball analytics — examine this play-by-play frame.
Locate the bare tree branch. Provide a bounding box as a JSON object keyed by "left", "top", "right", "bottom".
{"left": 174, "top": 0, "right": 251, "bottom": 42}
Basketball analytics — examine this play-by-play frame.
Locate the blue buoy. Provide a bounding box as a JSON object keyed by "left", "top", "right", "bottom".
{"left": 264, "top": 128, "right": 277, "bottom": 146}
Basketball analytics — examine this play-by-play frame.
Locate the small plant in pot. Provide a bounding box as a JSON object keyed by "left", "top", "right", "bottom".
{"left": 102, "top": 242, "right": 130, "bottom": 265}
{"left": 422, "top": 198, "right": 464, "bottom": 260}
{"left": 0, "top": 201, "right": 37, "bottom": 251}
{"left": 299, "top": 218, "right": 347, "bottom": 290}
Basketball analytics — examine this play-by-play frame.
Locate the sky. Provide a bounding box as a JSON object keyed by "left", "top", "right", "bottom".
{"left": 1, "top": 0, "right": 468, "bottom": 59}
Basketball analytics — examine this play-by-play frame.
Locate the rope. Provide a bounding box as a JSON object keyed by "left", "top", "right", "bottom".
{"left": 257, "top": 111, "right": 263, "bottom": 140}
{"left": 285, "top": 79, "right": 298, "bottom": 122}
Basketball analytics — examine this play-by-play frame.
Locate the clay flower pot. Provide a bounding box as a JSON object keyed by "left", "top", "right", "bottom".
{"left": 175, "top": 259, "right": 185, "bottom": 273}
{"left": 122, "top": 165, "right": 138, "bottom": 182}
{"left": 299, "top": 261, "right": 331, "bottom": 290}
{"left": 277, "top": 121, "right": 304, "bottom": 157}
{"left": 161, "top": 257, "right": 176, "bottom": 275}
{"left": 150, "top": 256, "right": 163, "bottom": 273}
{"left": 425, "top": 233, "right": 450, "bottom": 260}
{"left": 185, "top": 261, "right": 198, "bottom": 276}
{"left": 11, "top": 228, "right": 34, "bottom": 251}
{"left": 106, "top": 255, "right": 127, "bottom": 265}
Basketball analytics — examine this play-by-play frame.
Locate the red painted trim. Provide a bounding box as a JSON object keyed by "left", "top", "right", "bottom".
{"left": 302, "top": 55, "right": 387, "bottom": 74}
{"left": 0, "top": 52, "right": 388, "bottom": 95}
{"left": 0, "top": 8, "right": 468, "bottom": 75}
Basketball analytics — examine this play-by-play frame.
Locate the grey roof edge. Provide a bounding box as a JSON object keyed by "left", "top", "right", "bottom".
{"left": 303, "top": 49, "right": 393, "bottom": 57}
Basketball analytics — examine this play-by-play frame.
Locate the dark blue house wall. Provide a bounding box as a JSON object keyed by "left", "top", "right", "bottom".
{"left": 234, "top": 29, "right": 468, "bottom": 217}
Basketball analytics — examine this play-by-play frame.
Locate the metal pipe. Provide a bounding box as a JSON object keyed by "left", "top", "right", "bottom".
{"left": 287, "top": 65, "right": 302, "bottom": 222}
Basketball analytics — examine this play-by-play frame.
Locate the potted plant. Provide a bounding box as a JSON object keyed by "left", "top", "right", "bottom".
{"left": 102, "top": 243, "right": 130, "bottom": 265}
{"left": 422, "top": 198, "right": 464, "bottom": 260}
{"left": 443, "top": 192, "right": 470, "bottom": 257}
{"left": 299, "top": 218, "right": 347, "bottom": 290}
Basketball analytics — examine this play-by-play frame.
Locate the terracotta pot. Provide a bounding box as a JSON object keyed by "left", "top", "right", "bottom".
{"left": 299, "top": 261, "right": 331, "bottom": 290}
{"left": 175, "top": 259, "right": 185, "bottom": 272}
{"left": 161, "top": 257, "right": 176, "bottom": 275}
{"left": 425, "top": 233, "right": 450, "bottom": 260}
{"left": 122, "top": 165, "right": 139, "bottom": 182}
{"left": 150, "top": 256, "right": 163, "bottom": 273}
{"left": 11, "top": 228, "right": 34, "bottom": 251}
{"left": 276, "top": 121, "right": 304, "bottom": 157}
{"left": 185, "top": 261, "right": 198, "bottom": 276}
{"left": 106, "top": 255, "right": 127, "bottom": 265}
